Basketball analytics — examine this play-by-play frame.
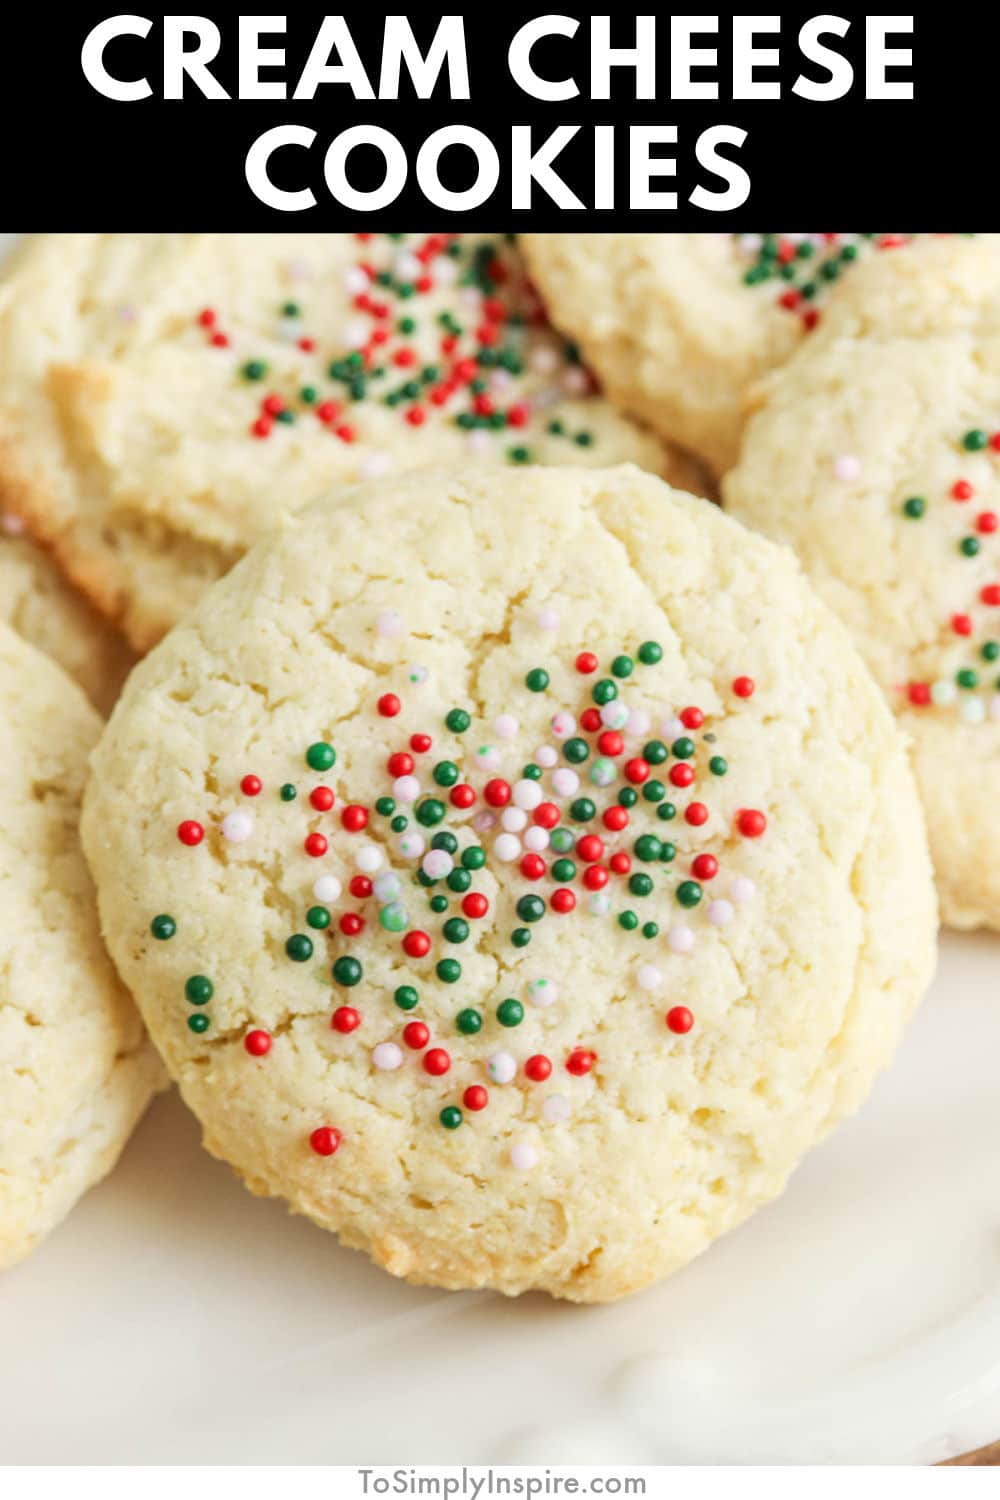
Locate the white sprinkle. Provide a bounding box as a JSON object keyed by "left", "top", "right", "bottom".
{"left": 528, "top": 978, "right": 558, "bottom": 1008}
{"left": 600, "top": 701, "right": 629, "bottom": 730}
{"left": 523, "top": 826, "right": 550, "bottom": 853}
{"left": 473, "top": 811, "right": 496, "bottom": 834}
{"left": 221, "top": 810, "right": 254, "bottom": 843}
{"left": 510, "top": 1141, "right": 539, "bottom": 1170}
{"left": 542, "top": 1093, "right": 571, "bottom": 1124}
{"left": 476, "top": 746, "right": 502, "bottom": 772}
{"left": 487, "top": 1051, "right": 517, "bottom": 1085}
{"left": 707, "top": 899, "right": 734, "bottom": 927}
{"left": 502, "top": 807, "right": 528, "bottom": 833}
{"left": 661, "top": 715, "right": 685, "bottom": 739}
{"left": 359, "top": 451, "right": 393, "bottom": 480}
{"left": 551, "top": 712, "right": 576, "bottom": 739}
{"left": 422, "top": 849, "right": 453, "bottom": 880}
{"left": 535, "top": 745, "right": 558, "bottom": 768}
{"left": 513, "top": 778, "right": 543, "bottom": 811}
{"left": 372, "top": 1042, "right": 403, "bottom": 1072}
{"left": 588, "top": 891, "right": 611, "bottom": 916}
{"left": 466, "top": 429, "right": 494, "bottom": 456}
{"left": 730, "top": 876, "right": 756, "bottom": 905}
{"left": 397, "top": 831, "right": 425, "bottom": 860}
{"left": 407, "top": 664, "right": 429, "bottom": 686}
{"left": 833, "top": 454, "right": 861, "bottom": 482}
{"left": 627, "top": 708, "right": 651, "bottom": 738}
{"left": 667, "top": 925, "right": 695, "bottom": 954}
{"left": 285, "top": 258, "right": 314, "bottom": 282}
{"left": 355, "top": 844, "right": 383, "bottom": 875}
{"left": 495, "top": 714, "right": 519, "bottom": 740}
{"left": 341, "top": 318, "right": 369, "bottom": 348}
{"left": 962, "top": 696, "right": 986, "bottom": 726}
{"left": 931, "top": 678, "right": 957, "bottom": 706}
{"left": 562, "top": 367, "right": 588, "bottom": 396}
{"left": 343, "top": 265, "right": 369, "bottom": 295}
{"left": 313, "top": 875, "right": 342, "bottom": 904}
{"left": 393, "top": 775, "right": 420, "bottom": 803}
{"left": 494, "top": 833, "right": 522, "bottom": 862}
{"left": 551, "top": 767, "right": 579, "bottom": 798}
{"left": 530, "top": 345, "right": 559, "bottom": 374}
{"left": 537, "top": 607, "right": 560, "bottom": 630}
{"left": 376, "top": 610, "right": 405, "bottom": 639}
{"left": 373, "top": 873, "right": 401, "bottom": 903}
{"left": 637, "top": 963, "right": 663, "bottom": 992}
{"left": 432, "top": 255, "right": 458, "bottom": 284}
{"left": 395, "top": 252, "right": 422, "bottom": 280}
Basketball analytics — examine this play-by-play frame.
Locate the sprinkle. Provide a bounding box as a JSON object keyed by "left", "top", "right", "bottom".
{"left": 150, "top": 914, "right": 176, "bottom": 940}
{"left": 502, "top": 807, "right": 528, "bottom": 832}
{"left": 637, "top": 964, "right": 663, "bottom": 991}
{"left": 509, "top": 1142, "right": 539, "bottom": 1170}
{"left": 376, "top": 610, "right": 406, "bottom": 638}
{"left": 220, "top": 810, "right": 254, "bottom": 844}
{"left": 542, "top": 1094, "right": 571, "bottom": 1123}
{"left": 487, "top": 1051, "right": 517, "bottom": 1084}
{"left": 177, "top": 820, "right": 204, "bottom": 847}
{"left": 551, "top": 712, "right": 576, "bottom": 739}
{"left": 666, "top": 1007, "right": 695, "bottom": 1035}
{"left": 313, "top": 874, "right": 342, "bottom": 904}
{"left": 372, "top": 1042, "right": 404, "bottom": 1071}
{"left": 707, "top": 899, "right": 734, "bottom": 926}
{"left": 245, "top": 1030, "right": 272, "bottom": 1056}
{"left": 494, "top": 832, "right": 522, "bottom": 862}
{"left": 310, "top": 1126, "right": 342, "bottom": 1156}
{"left": 667, "top": 925, "right": 695, "bottom": 954}
{"left": 537, "top": 608, "right": 560, "bottom": 630}
{"left": 495, "top": 714, "right": 519, "bottom": 740}
{"left": 527, "top": 977, "right": 558, "bottom": 1008}
{"left": 833, "top": 454, "right": 861, "bottom": 482}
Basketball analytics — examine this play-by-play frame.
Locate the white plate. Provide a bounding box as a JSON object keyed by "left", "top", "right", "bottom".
{"left": 2, "top": 930, "right": 998, "bottom": 1465}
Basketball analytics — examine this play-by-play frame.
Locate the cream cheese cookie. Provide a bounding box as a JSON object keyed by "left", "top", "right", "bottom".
{"left": 521, "top": 233, "right": 978, "bottom": 478}
{"left": 82, "top": 466, "right": 936, "bottom": 1301}
{"left": 0, "top": 623, "right": 163, "bottom": 1270}
{"left": 0, "top": 233, "right": 693, "bottom": 654}
{"left": 726, "top": 238, "right": 1000, "bottom": 931}
{"left": 0, "top": 517, "right": 132, "bottom": 714}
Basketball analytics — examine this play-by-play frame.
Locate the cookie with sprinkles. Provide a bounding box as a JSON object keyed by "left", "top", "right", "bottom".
{"left": 726, "top": 236, "right": 1000, "bottom": 931}
{"left": 81, "top": 465, "right": 935, "bottom": 1301}
{"left": 521, "top": 233, "right": 992, "bottom": 477}
{"left": 0, "top": 233, "right": 692, "bottom": 653}
{"left": 0, "top": 522, "right": 133, "bottom": 714}
{"left": 0, "top": 622, "right": 163, "bottom": 1269}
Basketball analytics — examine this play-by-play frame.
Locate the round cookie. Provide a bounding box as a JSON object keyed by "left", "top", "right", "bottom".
{"left": 521, "top": 233, "right": 981, "bottom": 478}
{"left": 725, "top": 237, "right": 1000, "bottom": 931}
{"left": 82, "top": 466, "right": 936, "bottom": 1302}
{"left": 0, "top": 516, "right": 133, "bottom": 714}
{"left": 0, "top": 623, "right": 163, "bottom": 1270}
{"left": 0, "top": 233, "right": 691, "bottom": 654}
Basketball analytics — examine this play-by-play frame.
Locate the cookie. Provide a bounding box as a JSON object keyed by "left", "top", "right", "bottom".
{"left": 0, "top": 516, "right": 132, "bottom": 714}
{"left": 81, "top": 465, "right": 936, "bottom": 1301}
{"left": 726, "top": 237, "right": 1000, "bottom": 931}
{"left": 521, "top": 233, "right": 981, "bottom": 477}
{"left": 0, "top": 623, "right": 163, "bottom": 1270}
{"left": 0, "top": 233, "right": 692, "bottom": 654}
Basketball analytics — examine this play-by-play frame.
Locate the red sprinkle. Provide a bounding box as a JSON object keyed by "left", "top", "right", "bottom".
{"left": 908, "top": 682, "right": 931, "bottom": 707}
{"left": 349, "top": 875, "right": 373, "bottom": 900}
{"left": 583, "top": 865, "right": 609, "bottom": 890}
{"left": 423, "top": 1047, "right": 451, "bottom": 1077}
{"left": 450, "top": 784, "right": 476, "bottom": 808}
{"left": 378, "top": 693, "right": 401, "bottom": 718}
{"left": 240, "top": 775, "right": 262, "bottom": 797}
{"left": 520, "top": 853, "right": 547, "bottom": 881}
{"left": 462, "top": 892, "right": 489, "bottom": 919}
{"left": 666, "top": 1007, "right": 694, "bottom": 1036}
{"left": 177, "top": 820, "right": 204, "bottom": 846}
{"left": 597, "top": 730, "right": 624, "bottom": 757}
{"left": 603, "top": 805, "right": 629, "bottom": 832}
{"left": 403, "top": 930, "right": 431, "bottom": 959}
{"left": 609, "top": 852, "right": 631, "bottom": 876}
{"left": 484, "top": 778, "right": 512, "bottom": 807}
{"left": 566, "top": 1047, "right": 597, "bottom": 1076}
{"left": 685, "top": 802, "right": 709, "bottom": 827}
{"left": 580, "top": 708, "right": 602, "bottom": 733}
{"left": 463, "top": 1084, "right": 489, "bottom": 1112}
{"left": 410, "top": 733, "right": 432, "bottom": 754}
{"left": 551, "top": 888, "right": 576, "bottom": 914}
{"left": 692, "top": 853, "right": 718, "bottom": 881}
{"left": 310, "top": 786, "right": 335, "bottom": 812}
{"left": 737, "top": 809, "right": 767, "bottom": 838}
{"left": 732, "top": 676, "right": 755, "bottom": 698}
{"left": 244, "top": 1029, "right": 272, "bottom": 1056}
{"left": 403, "top": 1021, "right": 430, "bottom": 1050}
{"left": 310, "top": 1127, "right": 342, "bottom": 1157}
{"left": 669, "top": 763, "right": 695, "bottom": 789}
{"left": 952, "top": 480, "right": 974, "bottom": 502}
{"left": 304, "top": 832, "right": 329, "bottom": 858}
{"left": 576, "top": 834, "right": 604, "bottom": 863}
{"left": 332, "top": 1007, "right": 361, "bottom": 1034}
{"left": 341, "top": 805, "right": 369, "bottom": 833}
{"left": 524, "top": 1054, "right": 553, "bottom": 1082}
{"left": 534, "top": 802, "right": 560, "bottom": 829}
{"left": 339, "top": 913, "right": 365, "bottom": 937}
{"left": 576, "top": 652, "right": 599, "bottom": 674}
{"left": 388, "top": 751, "right": 414, "bottom": 778}
{"left": 680, "top": 706, "right": 704, "bottom": 730}
{"left": 625, "top": 757, "right": 650, "bottom": 785}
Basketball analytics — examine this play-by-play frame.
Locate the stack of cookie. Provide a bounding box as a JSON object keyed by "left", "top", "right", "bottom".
{"left": 4, "top": 231, "right": 976, "bottom": 1301}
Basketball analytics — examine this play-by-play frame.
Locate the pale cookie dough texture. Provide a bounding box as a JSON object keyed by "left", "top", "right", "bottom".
{"left": 726, "top": 238, "right": 1000, "bottom": 931}
{"left": 0, "top": 520, "right": 132, "bottom": 714}
{"left": 0, "top": 233, "right": 694, "bottom": 654}
{"left": 0, "top": 624, "right": 163, "bottom": 1270}
{"left": 83, "top": 466, "right": 936, "bottom": 1301}
{"left": 521, "top": 233, "right": 967, "bottom": 478}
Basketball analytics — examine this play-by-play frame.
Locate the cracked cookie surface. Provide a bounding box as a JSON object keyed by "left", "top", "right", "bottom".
{"left": 82, "top": 466, "right": 935, "bottom": 1300}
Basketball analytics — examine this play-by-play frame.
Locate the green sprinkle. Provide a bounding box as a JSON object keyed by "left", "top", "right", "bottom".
{"left": 574, "top": 430, "right": 594, "bottom": 447}
{"left": 497, "top": 998, "right": 524, "bottom": 1027}
{"left": 187, "top": 1013, "right": 210, "bottom": 1034}
{"left": 523, "top": 763, "right": 542, "bottom": 780}
{"left": 280, "top": 783, "right": 297, "bottom": 802}
{"left": 657, "top": 802, "right": 677, "bottom": 821}
{"left": 618, "top": 787, "right": 638, "bottom": 809}
{"left": 375, "top": 796, "right": 396, "bottom": 816}
{"left": 618, "top": 910, "right": 639, "bottom": 931}
{"left": 305, "top": 905, "right": 331, "bottom": 932}
{"left": 638, "top": 640, "right": 663, "bottom": 665}
{"left": 902, "top": 496, "right": 926, "bottom": 519}
{"left": 643, "top": 739, "right": 668, "bottom": 765}
{"left": 659, "top": 842, "right": 676, "bottom": 863}
{"left": 552, "top": 858, "right": 576, "bottom": 883}
{"left": 391, "top": 815, "right": 408, "bottom": 833}
{"left": 436, "top": 959, "right": 462, "bottom": 983}
{"left": 394, "top": 985, "right": 419, "bottom": 1011}
{"left": 381, "top": 902, "right": 410, "bottom": 931}
{"left": 982, "top": 641, "right": 1000, "bottom": 662}
{"left": 446, "top": 708, "right": 471, "bottom": 733}
{"left": 964, "top": 429, "right": 989, "bottom": 451}
{"left": 564, "top": 737, "right": 590, "bottom": 764}
{"left": 456, "top": 1008, "right": 482, "bottom": 1035}
{"left": 416, "top": 797, "right": 446, "bottom": 828}
{"left": 300, "top": 385, "right": 317, "bottom": 405}
{"left": 306, "top": 741, "right": 336, "bottom": 772}
{"left": 676, "top": 880, "right": 703, "bottom": 909}
{"left": 447, "top": 867, "right": 472, "bottom": 893}
{"left": 672, "top": 737, "right": 695, "bottom": 760}
{"left": 611, "top": 654, "right": 634, "bottom": 679}
{"left": 635, "top": 834, "right": 662, "bottom": 862}
{"left": 285, "top": 934, "right": 314, "bottom": 963}
{"left": 957, "top": 668, "right": 979, "bottom": 689}
{"left": 517, "top": 894, "right": 546, "bottom": 923}
{"left": 242, "top": 359, "right": 268, "bottom": 381}
{"left": 440, "top": 1106, "right": 463, "bottom": 1130}
{"left": 332, "top": 956, "right": 362, "bottom": 987}
{"left": 629, "top": 873, "right": 654, "bottom": 898}
{"left": 150, "top": 914, "right": 176, "bottom": 941}
{"left": 511, "top": 927, "right": 532, "bottom": 948}
{"left": 709, "top": 756, "right": 728, "bottom": 776}
{"left": 569, "top": 797, "right": 596, "bottom": 822}
{"left": 429, "top": 894, "right": 448, "bottom": 914}
{"left": 185, "top": 975, "right": 213, "bottom": 1005}
{"left": 961, "top": 537, "right": 981, "bottom": 557}
{"left": 592, "top": 678, "right": 617, "bottom": 706}
{"left": 462, "top": 846, "right": 487, "bottom": 871}
{"left": 433, "top": 760, "right": 460, "bottom": 788}
{"left": 432, "top": 831, "right": 458, "bottom": 854}
{"left": 550, "top": 828, "right": 575, "bottom": 853}
{"left": 526, "top": 668, "right": 550, "bottom": 693}
{"left": 443, "top": 917, "right": 469, "bottom": 944}
{"left": 508, "top": 446, "right": 531, "bottom": 464}
{"left": 642, "top": 922, "right": 659, "bottom": 939}
{"left": 642, "top": 780, "right": 665, "bottom": 803}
